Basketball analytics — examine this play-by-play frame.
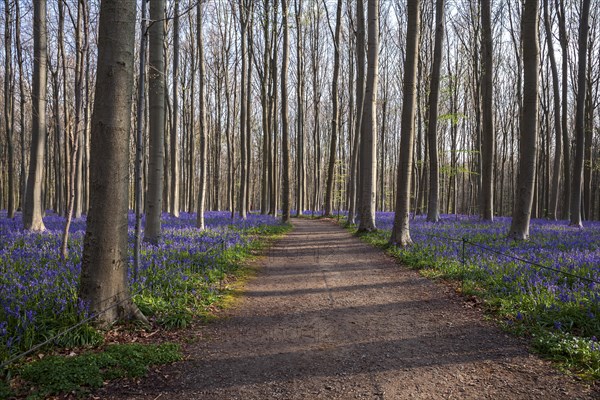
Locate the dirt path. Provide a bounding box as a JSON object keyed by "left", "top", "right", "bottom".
{"left": 103, "top": 218, "right": 597, "bottom": 399}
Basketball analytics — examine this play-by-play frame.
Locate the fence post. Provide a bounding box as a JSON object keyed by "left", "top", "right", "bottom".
{"left": 462, "top": 237, "right": 466, "bottom": 267}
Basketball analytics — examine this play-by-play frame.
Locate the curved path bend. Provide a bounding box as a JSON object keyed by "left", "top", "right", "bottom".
{"left": 104, "top": 218, "right": 597, "bottom": 399}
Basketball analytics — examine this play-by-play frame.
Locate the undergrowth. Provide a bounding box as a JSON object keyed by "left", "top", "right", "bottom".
{"left": 0, "top": 218, "right": 291, "bottom": 399}
{"left": 347, "top": 221, "right": 600, "bottom": 381}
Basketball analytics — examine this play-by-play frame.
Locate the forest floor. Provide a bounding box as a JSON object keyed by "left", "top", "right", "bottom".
{"left": 100, "top": 218, "right": 599, "bottom": 399}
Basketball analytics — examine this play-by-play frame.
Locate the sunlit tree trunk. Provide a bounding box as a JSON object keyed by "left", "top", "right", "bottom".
{"left": 480, "top": 0, "right": 494, "bottom": 221}
{"left": 145, "top": 0, "right": 166, "bottom": 244}
{"left": 348, "top": 0, "right": 364, "bottom": 226}
{"left": 281, "top": 0, "right": 291, "bottom": 223}
{"left": 79, "top": 0, "right": 146, "bottom": 326}
{"left": 569, "top": 0, "right": 590, "bottom": 227}
{"left": 324, "top": 0, "right": 343, "bottom": 217}
{"left": 357, "top": 0, "right": 379, "bottom": 232}
{"left": 24, "top": 0, "right": 47, "bottom": 232}
{"left": 171, "top": 0, "right": 181, "bottom": 217}
{"left": 543, "top": 0, "right": 562, "bottom": 221}
{"left": 197, "top": 2, "right": 207, "bottom": 229}
{"left": 390, "top": 0, "right": 420, "bottom": 246}
{"left": 556, "top": 0, "right": 570, "bottom": 219}
{"left": 426, "top": 0, "right": 445, "bottom": 223}
{"left": 4, "top": 0, "right": 15, "bottom": 218}
{"left": 509, "top": 0, "right": 539, "bottom": 240}
{"left": 295, "top": 0, "right": 305, "bottom": 216}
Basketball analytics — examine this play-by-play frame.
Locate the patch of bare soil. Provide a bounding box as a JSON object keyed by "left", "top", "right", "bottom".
{"left": 99, "top": 218, "right": 598, "bottom": 399}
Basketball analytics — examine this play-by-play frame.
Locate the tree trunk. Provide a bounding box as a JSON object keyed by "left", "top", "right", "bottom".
{"left": 23, "top": 0, "right": 47, "bottom": 232}
{"left": 348, "top": 0, "right": 365, "bottom": 225}
{"left": 295, "top": 0, "right": 305, "bottom": 216}
{"left": 281, "top": 0, "right": 291, "bottom": 223}
{"left": 426, "top": 0, "right": 445, "bottom": 223}
{"left": 4, "top": 0, "right": 15, "bottom": 218}
{"left": 543, "top": 0, "right": 562, "bottom": 221}
{"left": 480, "top": 0, "right": 494, "bottom": 221}
{"left": 197, "top": 2, "right": 208, "bottom": 229}
{"left": 390, "top": 0, "right": 420, "bottom": 246}
{"left": 170, "top": 0, "right": 181, "bottom": 217}
{"left": 145, "top": 0, "right": 165, "bottom": 244}
{"left": 324, "top": 0, "right": 343, "bottom": 217}
{"left": 569, "top": 0, "right": 590, "bottom": 227}
{"left": 556, "top": 0, "right": 570, "bottom": 219}
{"left": 509, "top": 0, "right": 539, "bottom": 240}
{"left": 79, "top": 0, "right": 146, "bottom": 326}
{"left": 357, "top": 0, "right": 379, "bottom": 232}
{"left": 134, "top": 0, "right": 148, "bottom": 280}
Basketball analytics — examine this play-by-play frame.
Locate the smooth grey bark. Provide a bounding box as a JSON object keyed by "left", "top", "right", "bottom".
{"left": 543, "top": 0, "right": 562, "bottom": 221}
{"left": 73, "top": 0, "right": 87, "bottom": 219}
{"left": 426, "top": 0, "right": 445, "bottom": 223}
{"left": 281, "top": 0, "right": 291, "bottom": 223}
{"left": 23, "top": 0, "right": 47, "bottom": 232}
{"left": 509, "top": 0, "right": 539, "bottom": 240}
{"left": 79, "top": 0, "right": 146, "bottom": 326}
{"left": 238, "top": 0, "right": 249, "bottom": 220}
{"left": 145, "top": 0, "right": 165, "bottom": 244}
{"left": 15, "top": 0, "right": 26, "bottom": 212}
{"left": 556, "top": 0, "right": 570, "bottom": 219}
{"left": 171, "top": 0, "right": 181, "bottom": 217}
{"left": 197, "top": 2, "right": 207, "bottom": 229}
{"left": 348, "top": 0, "right": 365, "bottom": 226}
{"left": 4, "top": 0, "right": 15, "bottom": 218}
{"left": 324, "top": 0, "right": 343, "bottom": 217}
{"left": 390, "top": 0, "right": 420, "bottom": 247}
{"left": 295, "top": 0, "right": 306, "bottom": 216}
{"left": 480, "top": 0, "right": 494, "bottom": 221}
{"left": 134, "top": 0, "right": 148, "bottom": 279}
{"left": 569, "top": 0, "right": 590, "bottom": 227}
{"left": 357, "top": 0, "right": 379, "bottom": 232}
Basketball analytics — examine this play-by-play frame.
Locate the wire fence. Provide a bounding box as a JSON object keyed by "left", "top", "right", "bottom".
{"left": 414, "top": 231, "right": 600, "bottom": 286}
{"left": 0, "top": 235, "right": 231, "bottom": 374}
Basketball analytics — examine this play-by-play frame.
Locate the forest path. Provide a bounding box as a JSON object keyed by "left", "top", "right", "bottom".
{"left": 103, "top": 218, "right": 596, "bottom": 399}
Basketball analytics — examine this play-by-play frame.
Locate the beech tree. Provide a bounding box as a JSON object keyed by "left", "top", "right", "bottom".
{"left": 281, "top": 0, "right": 291, "bottom": 223}
{"left": 324, "top": 0, "right": 343, "bottom": 217}
{"left": 426, "top": 0, "right": 445, "bottom": 223}
{"left": 509, "top": 0, "right": 539, "bottom": 240}
{"left": 480, "top": 0, "right": 494, "bottom": 221}
{"left": 79, "top": 0, "right": 146, "bottom": 325}
{"left": 23, "top": 0, "right": 47, "bottom": 232}
{"left": 390, "top": 0, "right": 420, "bottom": 246}
{"left": 569, "top": 0, "right": 591, "bottom": 227}
{"left": 145, "top": 0, "right": 166, "bottom": 244}
{"left": 357, "top": 0, "right": 379, "bottom": 232}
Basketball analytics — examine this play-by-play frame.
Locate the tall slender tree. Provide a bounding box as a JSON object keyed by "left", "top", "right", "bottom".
{"left": 570, "top": 0, "right": 591, "bottom": 227}
{"left": 357, "top": 0, "right": 379, "bottom": 232}
{"left": 480, "top": 0, "right": 494, "bottom": 221}
{"left": 79, "top": 0, "right": 146, "bottom": 326}
{"left": 390, "top": 0, "right": 420, "bottom": 246}
{"left": 4, "top": 0, "right": 15, "bottom": 219}
{"left": 145, "top": 0, "right": 166, "bottom": 244}
{"left": 426, "top": 0, "right": 445, "bottom": 223}
{"left": 347, "top": 0, "right": 365, "bottom": 226}
{"left": 171, "top": 0, "right": 181, "bottom": 217}
{"left": 509, "top": 0, "right": 539, "bottom": 240}
{"left": 556, "top": 0, "right": 570, "bottom": 219}
{"left": 197, "top": 0, "right": 208, "bottom": 229}
{"left": 281, "top": 0, "right": 291, "bottom": 223}
{"left": 544, "top": 0, "right": 562, "bottom": 221}
{"left": 23, "top": 0, "right": 47, "bottom": 231}
{"left": 324, "top": 0, "right": 343, "bottom": 217}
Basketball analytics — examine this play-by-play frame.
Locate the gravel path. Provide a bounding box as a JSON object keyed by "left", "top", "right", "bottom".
{"left": 102, "top": 218, "right": 598, "bottom": 399}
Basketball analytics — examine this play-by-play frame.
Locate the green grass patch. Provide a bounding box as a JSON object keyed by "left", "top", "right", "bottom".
{"left": 16, "top": 343, "right": 181, "bottom": 399}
